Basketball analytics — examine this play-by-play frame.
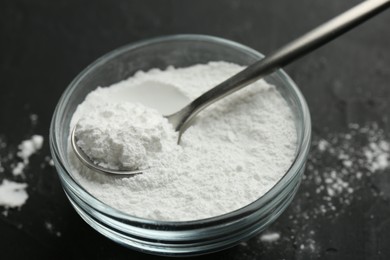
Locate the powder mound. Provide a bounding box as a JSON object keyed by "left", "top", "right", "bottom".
{"left": 75, "top": 102, "right": 177, "bottom": 170}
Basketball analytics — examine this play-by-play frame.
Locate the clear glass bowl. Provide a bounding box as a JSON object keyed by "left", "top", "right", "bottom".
{"left": 49, "top": 34, "right": 311, "bottom": 256}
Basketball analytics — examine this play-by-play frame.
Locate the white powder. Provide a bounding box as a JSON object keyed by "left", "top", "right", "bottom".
{"left": 0, "top": 180, "right": 28, "bottom": 208}
{"left": 69, "top": 62, "right": 297, "bottom": 221}
{"left": 12, "top": 162, "right": 25, "bottom": 176}
{"left": 282, "top": 123, "right": 390, "bottom": 257}
{"left": 297, "top": 123, "right": 390, "bottom": 220}
{"left": 30, "top": 113, "right": 38, "bottom": 125}
{"left": 75, "top": 102, "right": 177, "bottom": 170}
{"left": 45, "top": 221, "right": 62, "bottom": 237}
{"left": 260, "top": 232, "right": 281, "bottom": 242}
{"left": 17, "top": 135, "right": 43, "bottom": 160}
{"left": 12, "top": 135, "right": 44, "bottom": 176}
{"left": 317, "top": 139, "right": 329, "bottom": 152}
{"left": 0, "top": 135, "right": 43, "bottom": 209}
{"left": 364, "top": 140, "right": 389, "bottom": 171}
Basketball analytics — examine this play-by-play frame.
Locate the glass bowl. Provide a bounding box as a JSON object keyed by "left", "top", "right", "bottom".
{"left": 49, "top": 34, "right": 311, "bottom": 256}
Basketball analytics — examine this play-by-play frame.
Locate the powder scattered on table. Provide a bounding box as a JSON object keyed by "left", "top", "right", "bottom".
{"left": 260, "top": 123, "right": 390, "bottom": 258}
{"left": 303, "top": 123, "right": 390, "bottom": 217}
{"left": 0, "top": 135, "right": 44, "bottom": 210}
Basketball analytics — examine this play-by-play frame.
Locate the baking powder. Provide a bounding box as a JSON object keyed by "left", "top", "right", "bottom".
{"left": 69, "top": 62, "right": 297, "bottom": 221}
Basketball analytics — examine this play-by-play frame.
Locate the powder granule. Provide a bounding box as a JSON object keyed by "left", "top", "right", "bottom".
{"left": 0, "top": 180, "right": 28, "bottom": 208}
{"left": 260, "top": 232, "right": 281, "bottom": 243}
{"left": 13, "top": 135, "right": 44, "bottom": 176}
{"left": 17, "top": 135, "right": 43, "bottom": 161}
{"left": 69, "top": 62, "right": 297, "bottom": 221}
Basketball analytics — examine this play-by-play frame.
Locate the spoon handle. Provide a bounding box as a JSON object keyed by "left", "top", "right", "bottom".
{"left": 170, "top": 0, "right": 390, "bottom": 132}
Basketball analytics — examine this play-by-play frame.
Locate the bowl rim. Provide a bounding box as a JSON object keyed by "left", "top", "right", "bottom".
{"left": 50, "top": 34, "right": 311, "bottom": 227}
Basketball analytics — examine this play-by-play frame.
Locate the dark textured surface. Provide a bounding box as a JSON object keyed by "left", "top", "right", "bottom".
{"left": 0, "top": 0, "right": 389, "bottom": 259}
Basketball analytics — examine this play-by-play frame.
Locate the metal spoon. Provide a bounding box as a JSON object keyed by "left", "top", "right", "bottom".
{"left": 71, "top": 0, "right": 390, "bottom": 176}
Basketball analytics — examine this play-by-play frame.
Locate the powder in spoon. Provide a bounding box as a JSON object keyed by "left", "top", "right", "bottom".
{"left": 75, "top": 102, "right": 177, "bottom": 170}
{"left": 69, "top": 61, "right": 297, "bottom": 221}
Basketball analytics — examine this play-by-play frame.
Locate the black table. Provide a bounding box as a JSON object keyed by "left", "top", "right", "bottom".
{"left": 1, "top": 0, "right": 389, "bottom": 259}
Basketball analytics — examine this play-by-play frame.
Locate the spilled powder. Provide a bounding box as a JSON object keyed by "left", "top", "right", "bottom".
{"left": 0, "top": 180, "right": 28, "bottom": 208}
{"left": 0, "top": 115, "right": 58, "bottom": 237}
{"left": 45, "top": 221, "right": 62, "bottom": 237}
{"left": 260, "top": 232, "right": 281, "bottom": 243}
{"left": 0, "top": 135, "right": 44, "bottom": 209}
{"left": 251, "top": 123, "right": 390, "bottom": 258}
{"left": 12, "top": 135, "right": 44, "bottom": 176}
{"left": 304, "top": 123, "right": 389, "bottom": 217}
